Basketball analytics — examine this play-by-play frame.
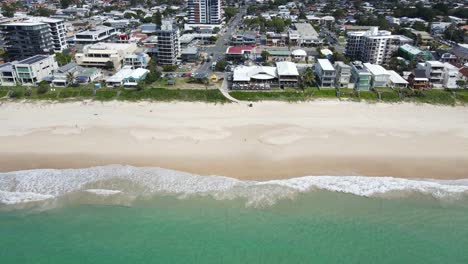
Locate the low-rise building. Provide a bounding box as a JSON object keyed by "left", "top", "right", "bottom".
{"left": 276, "top": 61, "right": 299, "bottom": 88}
{"left": 292, "top": 23, "right": 321, "bottom": 46}
{"left": 399, "top": 44, "right": 432, "bottom": 62}
{"left": 334, "top": 61, "right": 352, "bottom": 88}
{"left": 1, "top": 55, "right": 59, "bottom": 86}
{"left": 73, "top": 26, "right": 118, "bottom": 45}
{"left": 363, "top": 63, "right": 390, "bottom": 88}
{"left": 421, "top": 61, "right": 445, "bottom": 88}
{"left": 75, "top": 43, "right": 138, "bottom": 70}
{"left": 387, "top": 70, "right": 408, "bottom": 89}
{"left": 180, "top": 47, "right": 200, "bottom": 62}
{"left": 350, "top": 61, "right": 372, "bottom": 91}
{"left": 408, "top": 69, "right": 430, "bottom": 90}
{"left": 315, "top": 59, "right": 336, "bottom": 88}
{"left": 123, "top": 53, "right": 151, "bottom": 69}
{"left": 442, "top": 63, "right": 459, "bottom": 89}
{"left": 106, "top": 66, "right": 149, "bottom": 87}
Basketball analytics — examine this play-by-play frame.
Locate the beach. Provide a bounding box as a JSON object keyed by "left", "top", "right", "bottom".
{"left": 0, "top": 100, "right": 467, "bottom": 180}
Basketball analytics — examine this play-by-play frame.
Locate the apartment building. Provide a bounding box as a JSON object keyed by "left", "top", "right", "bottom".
{"left": 154, "top": 20, "right": 181, "bottom": 65}
{"left": 73, "top": 26, "right": 118, "bottom": 45}
{"left": 350, "top": 61, "right": 372, "bottom": 91}
{"left": 334, "top": 61, "right": 352, "bottom": 88}
{"left": 0, "top": 22, "right": 54, "bottom": 60}
{"left": 27, "top": 17, "right": 68, "bottom": 52}
{"left": 75, "top": 43, "right": 138, "bottom": 70}
{"left": 0, "top": 55, "right": 58, "bottom": 86}
{"left": 187, "top": 0, "right": 222, "bottom": 25}
{"left": 315, "top": 59, "right": 336, "bottom": 88}
{"left": 345, "top": 27, "right": 413, "bottom": 65}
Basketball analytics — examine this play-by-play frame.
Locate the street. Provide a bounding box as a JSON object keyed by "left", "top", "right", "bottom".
{"left": 196, "top": 6, "right": 246, "bottom": 75}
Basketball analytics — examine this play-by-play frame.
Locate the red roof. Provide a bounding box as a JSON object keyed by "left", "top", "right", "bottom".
{"left": 226, "top": 45, "right": 256, "bottom": 55}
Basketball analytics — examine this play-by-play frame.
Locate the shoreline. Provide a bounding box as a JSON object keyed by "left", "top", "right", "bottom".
{"left": 0, "top": 101, "right": 467, "bottom": 180}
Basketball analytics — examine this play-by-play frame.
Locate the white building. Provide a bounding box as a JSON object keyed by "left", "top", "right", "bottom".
{"left": 334, "top": 61, "right": 352, "bottom": 88}
{"left": 187, "top": 0, "right": 222, "bottom": 25}
{"left": 291, "top": 23, "right": 321, "bottom": 46}
{"left": 106, "top": 66, "right": 149, "bottom": 87}
{"left": 315, "top": 59, "right": 336, "bottom": 88}
{"left": 387, "top": 70, "right": 408, "bottom": 88}
{"left": 0, "top": 55, "right": 59, "bottom": 86}
{"left": 442, "top": 63, "right": 459, "bottom": 89}
{"left": 363, "top": 63, "right": 390, "bottom": 88}
{"left": 73, "top": 26, "right": 118, "bottom": 45}
{"left": 420, "top": 61, "right": 445, "bottom": 88}
{"left": 75, "top": 43, "right": 138, "bottom": 70}
{"left": 345, "top": 27, "right": 413, "bottom": 65}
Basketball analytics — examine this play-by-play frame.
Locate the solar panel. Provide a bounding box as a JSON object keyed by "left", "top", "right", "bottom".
{"left": 18, "top": 55, "right": 48, "bottom": 65}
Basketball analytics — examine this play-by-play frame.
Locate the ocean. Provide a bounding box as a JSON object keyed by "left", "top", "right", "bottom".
{"left": 1, "top": 165, "right": 468, "bottom": 263}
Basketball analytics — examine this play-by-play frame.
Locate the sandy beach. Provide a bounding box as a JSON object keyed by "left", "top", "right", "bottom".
{"left": 0, "top": 100, "right": 467, "bottom": 180}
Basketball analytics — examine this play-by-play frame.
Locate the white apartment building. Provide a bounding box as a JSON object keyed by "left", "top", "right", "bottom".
{"left": 187, "top": 0, "right": 222, "bottom": 25}
{"left": 315, "top": 59, "right": 336, "bottom": 88}
{"left": 75, "top": 43, "right": 138, "bottom": 70}
{"left": 0, "top": 55, "right": 58, "bottom": 86}
{"left": 73, "top": 26, "right": 118, "bottom": 45}
{"left": 345, "top": 27, "right": 413, "bottom": 65}
{"left": 334, "top": 61, "right": 352, "bottom": 88}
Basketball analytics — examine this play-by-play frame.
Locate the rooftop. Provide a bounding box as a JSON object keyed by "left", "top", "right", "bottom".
{"left": 17, "top": 55, "right": 50, "bottom": 65}
{"left": 226, "top": 45, "right": 257, "bottom": 54}
{"left": 294, "top": 23, "right": 319, "bottom": 39}
{"left": 363, "top": 63, "right": 389, "bottom": 76}
{"left": 317, "top": 59, "right": 335, "bottom": 71}
{"left": 276, "top": 61, "right": 299, "bottom": 76}
{"left": 387, "top": 70, "right": 408, "bottom": 85}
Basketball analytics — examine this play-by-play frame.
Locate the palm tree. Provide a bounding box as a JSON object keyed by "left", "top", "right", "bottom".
{"left": 300, "top": 68, "right": 315, "bottom": 90}
{"left": 66, "top": 71, "right": 76, "bottom": 86}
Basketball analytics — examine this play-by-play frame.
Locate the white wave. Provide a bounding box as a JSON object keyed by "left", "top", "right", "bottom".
{"left": 0, "top": 165, "right": 467, "bottom": 207}
{"left": 0, "top": 191, "right": 54, "bottom": 205}
{"left": 85, "top": 189, "right": 122, "bottom": 196}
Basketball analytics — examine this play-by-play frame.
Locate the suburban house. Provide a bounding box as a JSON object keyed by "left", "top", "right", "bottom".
{"left": 106, "top": 66, "right": 149, "bottom": 87}
{"left": 363, "top": 63, "right": 390, "bottom": 88}
{"left": 334, "top": 61, "right": 352, "bottom": 88}
{"left": 350, "top": 61, "right": 372, "bottom": 91}
{"left": 408, "top": 69, "right": 430, "bottom": 90}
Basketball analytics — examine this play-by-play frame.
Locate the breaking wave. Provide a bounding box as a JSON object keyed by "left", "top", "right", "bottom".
{"left": 1, "top": 165, "right": 467, "bottom": 207}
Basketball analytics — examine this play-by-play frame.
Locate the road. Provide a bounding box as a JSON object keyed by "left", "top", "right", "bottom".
{"left": 196, "top": 6, "right": 246, "bottom": 75}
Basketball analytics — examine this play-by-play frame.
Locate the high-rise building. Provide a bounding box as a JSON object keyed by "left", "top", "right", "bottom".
{"left": 187, "top": 0, "right": 222, "bottom": 25}
{"left": 154, "top": 20, "right": 180, "bottom": 65}
{"left": 0, "top": 17, "right": 68, "bottom": 60}
{"left": 0, "top": 22, "right": 54, "bottom": 60}
{"left": 345, "top": 27, "right": 413, "bottom": 65}
{"left": 28, "top": 17, "right": 68, "bottom": 52}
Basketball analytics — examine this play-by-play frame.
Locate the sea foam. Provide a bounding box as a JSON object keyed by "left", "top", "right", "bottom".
{"left": 0, "top": 165, "right": 467, "bottom": 207}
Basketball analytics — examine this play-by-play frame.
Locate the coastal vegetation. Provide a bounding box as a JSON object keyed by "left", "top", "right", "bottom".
{"left": 0, "top": 84, "right": 467, "bottom": 105}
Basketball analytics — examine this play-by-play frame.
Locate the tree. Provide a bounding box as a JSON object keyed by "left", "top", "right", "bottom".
{"left": 412, "top": 22, "right": 427, "bottom": 31}
{"left": 215, "top": 59, "right": 227, "bottom": 71}
{"left": 456, "top": 80, "right": 466, "bottom": 89}
{"left": 224, "top": 7, "right": 238, "bottom": 21}
{"left": 212, "top": 27, "right": 220, "bottom": 34}
{"left": 444, "top": 25, "right": 465, "bottom": 43}
{"left": 388, "top": 57, "right": 411, "bottom": 74}
{"left": 37, "top": 81, "right": 50, "bottom": 94}
{"left": 60, "top": 0, "right": 72, "bottom": 9}
{"left": 1, "top": 3, "right": 15, "bottom": 17}
{"left": 55, "top": 52, "right": 73, "bottom": 66}
{"left": 105, "top": 61, "right": 115, "bottom": 70}
{"left": 261, "top": 50, "right": 270, "bottom": 61}
{"left": 332, "top": 52, "right": 349, "bottom": 64}
{"left": 152, "top": 11, "right": 162, "bottom": 27}
{"left": 300, "top": 68, "right": 315, "bottom": 88}
{"left": 162, "top": 65, "right": 177, "bottom": 72}
{"left": 66, "top": 72, "right": 76, "bottom": 85}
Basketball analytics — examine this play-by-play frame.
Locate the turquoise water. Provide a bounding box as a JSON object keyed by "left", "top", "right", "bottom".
{"left": 1, "top": 191, "right": 468, "bottom": 264}
{"left": 1, "top": 166, "right": 468, "bottom": 263}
